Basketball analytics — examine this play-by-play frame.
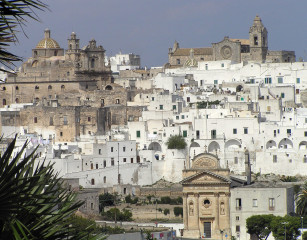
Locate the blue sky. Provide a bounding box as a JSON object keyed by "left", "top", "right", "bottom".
{"left": 10, "top": 0, "right": 307, "bottom": 67}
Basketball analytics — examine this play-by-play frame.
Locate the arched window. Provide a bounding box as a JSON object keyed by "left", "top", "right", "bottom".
{"left": 61, "top": 85, "right": 65, "bottom": 91}
{"left": 2, "top": 87, "right": 6, "bottom": 91}
{"left": 35, "top": 86, "right": 39, "bottom": 90}
{"left": 15, "top": 86, "right": 19, "bottom": 90}
{"left": 91, "top": 58, "right": 95, "bottom": 68}
{"left": 15, "top": 98, "right": 19, "bottom": 103}
{"left": 48, "top": 85, "right": 52, "bottom": 91}
{"left": 69, "top": 44, "right": 72, "bottom": 50}
{"left": 105, "top": 85, "right": 113, "bottom": 91}
{"left": 2, "top": 99, "right": 6, "bottom": 105}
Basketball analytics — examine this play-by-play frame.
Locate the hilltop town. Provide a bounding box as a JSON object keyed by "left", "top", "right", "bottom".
{"left": 1, "top": 16, "right": 306, "bottom": 239}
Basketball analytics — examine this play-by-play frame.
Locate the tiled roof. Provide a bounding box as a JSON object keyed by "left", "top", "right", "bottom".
{"left": 230, "top": 38, "right": 250, "bottom": 45}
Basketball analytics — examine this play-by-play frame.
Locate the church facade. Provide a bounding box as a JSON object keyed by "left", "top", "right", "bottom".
{"left": 181, "top": 153, "right": 231, "bottom": 239}
{"left": 168, "top": 16, "right": 295, "bottom": 68}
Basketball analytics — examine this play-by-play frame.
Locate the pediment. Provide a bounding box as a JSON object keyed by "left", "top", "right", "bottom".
{"left": 181, "top": 170, "right": 231, "bottom": 185}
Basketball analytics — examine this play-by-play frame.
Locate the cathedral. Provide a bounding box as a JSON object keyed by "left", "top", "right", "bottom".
{"left": 167, "top": 16, "right": 296, "bottom": 68}
{"left": 0, "top": 29, "right": 142, "bottom": 141}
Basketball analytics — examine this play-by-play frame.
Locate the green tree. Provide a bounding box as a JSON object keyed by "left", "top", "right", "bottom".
{"left": 302, "top": 231, "right": 307, "bottom": 240}
{"left": 246, "top": 214, "right": 274, "bottom": 240}
{"left": 0, "top": 0, "right": 48, "bottom": 70}
{"left": 0, "top": 136, "right": 104, "bottom": 239}
{"left": 99, "top": 193, "right": 115, "bottom": 212}
{"left": 163, "top": 209, "right": 170, "bottom": 216}
{"left": 271, "top": 215, "right": 301, "bottom": 240}
{"left": 296, "top": 181, "right": 307, "bottom": 216}
{"left": 103, "top": 208, "right": 133, "bottom": 222}
{"left": 173, "top": 207, "right": 183, "bottom": 217}
{"left": 166, "top": 135, "right": 186, "bottom": 150}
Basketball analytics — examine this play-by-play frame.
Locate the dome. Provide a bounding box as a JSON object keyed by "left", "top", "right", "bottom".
{"left": 35, "top": 29, "right": 61, "bottom": 49}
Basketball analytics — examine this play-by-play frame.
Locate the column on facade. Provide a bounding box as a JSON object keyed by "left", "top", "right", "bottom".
{"left": 225, "top": 192, "right": 231, "bottom": 230}
{"left": 214, "top": 192, "right": 220, "bottom": 231}
{"left": 195, "top": 193, "right": 200, "bottom": 231}
{"left": 183, "top": 193, "right": 189, "bottom": 230}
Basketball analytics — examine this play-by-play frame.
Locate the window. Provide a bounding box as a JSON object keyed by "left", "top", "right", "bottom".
{"left": 35, "top": 86, "right": 39, "bottom": 90}
{"left": 123, "top": 158, "right": 126, "bottom": 163}
{"left": 91, "top": 179, "right": 95, "bottom": 185}
{"left": 111, "top": 147, "right": 114, "bottom": 152}
{"left": 221, "top": 63, "right": 224, "bottom": 67}
{"left": 244, "top": 128, "right": 248, "bottom": 134}
{"left": 91, "top": 58, "right": 95, "bottom": 68}
{"left": 253, "top": 199, "right": 258, "bottom": 207}
{"left": 15, "top": 86, "right": 19, "bottom": 90}
{"left": 34, "top": 117, "right": 38, "bottom": 123}
{"left": 159, "top": 105, "right": 163, "bottom": 110}
{"left": 176, "top": 116, "right": 179, "bottom": 120}
{"left": 278, "top": 77, "right": 283, "bottom": 83}
{"left": 187, "top": 97, "right": 190, "bottom": 102}
{"left": 214, "top": 80, "right": 218, "bottom": 85}
{"left": 111, "top": 158, "right": 114, "bottom": 166}
{"left": 2, "top": 99, "right": 6, "bottom": 105}
{"left": 91, "top": 163, "right": 93, "bottom": 169}
{"left": 152, "top": 97, "right": 155, "bottom": 101}
{"left": 205, "top": 64, "right": 208, "bottom": 70}
{"left": 176, "top": 59, "right": 180, "bottom": 65}
{"left": 234, "top": 157, "right": 238, "bottom": 164}
{"left": 61, "top": 85, "right": 65, "bottom": 91}
{"left": 116, "top": 99, "right": 120, "bottom": 104}
{"left": 49, "top": 117, "right": 53, "bottom": 126}
{"left": 305, "top": 131, "right": 307, "bottom": 137}
{"left": 136, "top": 130, "right": 141, "bottom": 138}
{"left": 96, "top": 164, "right": 98, "bottom": 169}
{"left": 60, "top": 132, "right": 63, "bottom": 137}
{"left": 91, "top": 203, "right": 94, "bottom": 210}
{"left": 254, "top": 36, "right": 258, "bottom": 45}
{"left": 236, "top": 216, "right": 240, "bottom": 221}
{"left": 63, "top": 116, "right": 68, "bottom": 125}
{"left": 183, "top": 130, "right": 187, "bottom": 138}
{"left": 196, "top": 130, "right": 200, "bottom": 139}
{"left": 303, "top": 155, "right": 307, "bottom": 163}
{"left": 99, "top": 149, "right": 101, "bottom": 155}
{"left": 67, "top": 71, "right": 70, "bottom": 76}
{"left": 296, "top": 78, "right": 300, "bottom": 84}
{"left": 131, "top": 158, "right": 133, "bottom": 163}
{"left": 296, "top": 89, "right": 300, "bottom": 94}
{"left": 181, "top": 115, "right": 185, "bottom": 119}
{"left": 48, "top": 85, "right": 52, "bottom": 91}
{"left": 211, "top": 129, "right": 216, "bottom": 139}
{"left": 103, "top": 176, "right": 106, "bottom": 183}
{"left": 273, "top": 155, "right": 277, "bottom": 163}
{"left": 236, "top": 198, "right": 242, "bottom": 210}
{"left": 103, "top": 160, "right": 106, "bottom": 168}
{"left": 233, "top": 128, "right": 237, "bottom": 134}
{"left": 265, "top": 77, "right": 272, "bottom": 84}
{"left": 236, "top": 225, "right": 240, "bottom": 233}
{"left": 88, "top": 117, "right": 91, "bottom": 122}
{"left": 269, "top": 198, "right": 275, "bottom": 210}
{"left": 287, "top": 129, "right": 291, "bottom": 134}
{"left": 123, "top": 147, "right": 126, "bottom": 152}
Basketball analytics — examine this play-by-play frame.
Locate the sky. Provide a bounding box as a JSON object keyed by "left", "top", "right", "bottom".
{"left": 8, "top": 0, "right": 307, "bottom": 68}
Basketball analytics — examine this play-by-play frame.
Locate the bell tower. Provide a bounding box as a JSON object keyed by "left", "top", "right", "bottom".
{"left": 66, "top": 32, "right": 80, "bottom": 61}
{"left": 249, "top": 15, "right": 268, "bottom": 62}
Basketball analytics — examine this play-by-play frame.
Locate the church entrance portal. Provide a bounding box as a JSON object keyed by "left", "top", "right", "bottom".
{"left": 204, "top": 222, "right": 211, "bottom": 238}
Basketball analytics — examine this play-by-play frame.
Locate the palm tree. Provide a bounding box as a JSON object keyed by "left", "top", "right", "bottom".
{"left": 0, "top": 0, "right": 48, "bottom": 70}
{"left": 296, "top": 181, "right": 307, "bottom": 216}
{"left": 0, "top": 136, "right": 104, "bottom": 239}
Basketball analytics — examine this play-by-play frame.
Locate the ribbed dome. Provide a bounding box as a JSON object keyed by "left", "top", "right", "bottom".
{"left": 35, "top": 29, "right": 60, "bottom": 49}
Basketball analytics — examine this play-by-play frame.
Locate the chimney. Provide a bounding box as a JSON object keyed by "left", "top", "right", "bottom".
{"left": 244, "top": 149, "right": 251, "bottom": 185}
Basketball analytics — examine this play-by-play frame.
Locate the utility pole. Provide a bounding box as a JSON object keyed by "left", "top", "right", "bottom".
{"left": 118, "top": 142, "right": 120, "bottom": 184}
